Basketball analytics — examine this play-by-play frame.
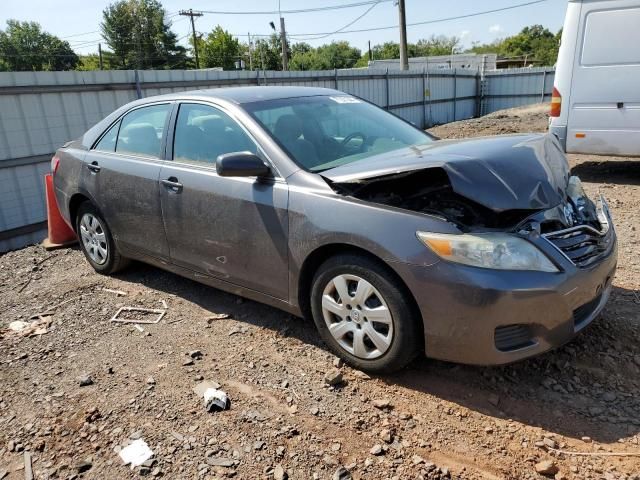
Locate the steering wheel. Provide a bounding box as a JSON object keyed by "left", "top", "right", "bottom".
{"left": 340, "top": 132, "right": 366, "bottom": 148}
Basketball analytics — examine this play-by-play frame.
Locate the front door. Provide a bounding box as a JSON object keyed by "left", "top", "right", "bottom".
{"left": 83, "top": 103, "right": 172, "bottom": 258}
{"left": 159, "top": 102, "right": 289, "bottom": 300}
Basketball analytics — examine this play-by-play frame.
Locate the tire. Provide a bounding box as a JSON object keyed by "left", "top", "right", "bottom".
{"left": 76, "top": 202, "right": 129, "bottom": 274}
{"left": 310, "top": 254, "right": 422, "bottom": 374}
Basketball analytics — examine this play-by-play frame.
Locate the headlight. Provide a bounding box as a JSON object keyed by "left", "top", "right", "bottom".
{"left": 416, "top": 231, "right": 559, "bottom": 272}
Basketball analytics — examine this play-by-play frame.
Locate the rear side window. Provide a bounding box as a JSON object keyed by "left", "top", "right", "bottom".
{"left": 173, "top": 103, "right": 257, "bottom": 165}
{"left": 581, "top": 7, "right": 640, "bottom": 66}
{"left": 116, "top": 104, "right": 171, "bottom": 158}
{"left": 94, "top": 121, "right": 119, "bottom": 152}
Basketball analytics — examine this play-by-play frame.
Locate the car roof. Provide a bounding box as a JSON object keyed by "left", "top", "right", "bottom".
{"left": 143, "top": 86, "right": 344, "bottom": 105}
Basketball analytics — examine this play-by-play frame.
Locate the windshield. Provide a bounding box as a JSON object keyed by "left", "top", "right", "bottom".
{"left": 244, "top": 95, "right": 434, "bottom": 172}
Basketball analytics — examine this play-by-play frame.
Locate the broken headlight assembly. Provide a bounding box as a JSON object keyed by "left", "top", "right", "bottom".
{"left": 416, "top": 231, "right": 559, "bottom": 272}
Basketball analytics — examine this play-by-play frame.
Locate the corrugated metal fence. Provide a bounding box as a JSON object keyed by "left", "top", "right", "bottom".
{"left": 0, "top": 66, "right": 555, "bottom": 253}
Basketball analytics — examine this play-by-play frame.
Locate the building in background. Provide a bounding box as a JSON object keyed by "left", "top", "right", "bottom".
{"left": 368, "top": 53, "right": 498, "bottom": 71}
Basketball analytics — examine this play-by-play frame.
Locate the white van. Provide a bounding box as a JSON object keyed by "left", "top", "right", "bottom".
{"left": 549, "top": 0, "right": 640, "bottom": 156}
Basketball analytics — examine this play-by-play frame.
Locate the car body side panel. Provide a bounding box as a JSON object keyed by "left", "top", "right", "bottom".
{"left": 53, "top": 144, "right": 86, "bottom": 226}
{"left": 82, "top": 150, "right": 170, "bottom": 258}
{"left": 158, "top": 163, "right": 290, "bottom": 300}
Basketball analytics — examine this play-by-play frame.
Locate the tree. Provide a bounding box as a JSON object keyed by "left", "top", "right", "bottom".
{"left": 252, "top": 34, "right": 283, "bottom": 70}
{"left": 289, "top": 41, "right": 361, "bottom": 70}
{"left": 0, "top": 20, "right": 79, "bottom": 71}
{"left": 468, "top": 25, "right": 561, "bottom": 66}
{"left": 101, "top": 0, "right": 187, "bottom": 69}
{"left": 200, "top": 26, "right": 242, "bottom": 70}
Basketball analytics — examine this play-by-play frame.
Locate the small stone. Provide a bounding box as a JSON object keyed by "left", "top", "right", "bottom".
{"left": 581, "top": 436, "right": 592, "bottom": 443}
{"left": 310, "top": 406, "right": 320, "bottom": 416}
{"left": 412, "top": 454, "right": 425, "bottom": 465}
{"left": 76, "top": 458, "right": 93, "bottom": 473}
{"left": 189, "top": 350, "right": 203, "bottom": 359}
{"left": 370, "top": 444, "right": 383, "bottom": 456}
{"left": 333, "top": 357, "right": 344, "bottom": 368}
{"left": 380, "top": 429, "right": 392, "bottom": 443}
{"left": 151, "top": 467, "right": 162, "bottom": 477}
{"left": 77, "top": 375, "right": 93, "bottom": 387}
{"left": 146, "top": 376, "right": 156, "bottom": 385}
{"left": 333, "top": 466, "right": 352, "bottom": 480}
{"left": 275, "top": 446, "right": 285, "bottom": 457}
{"left": 485, "top": 426, "right": 493, "bottom": 434}
{"left": 273, "top": 464, "right": 287, "bottom": 480}
{"left": 324, "top": 370, "right": 344, "bottom": 386}
{"left": 206, "top": 457, "right": 235, "bottom": 467}
{"left": 602, "top": 391, "right": 616, "bottom": 402}
{"left": 372, "top": 399, "right": 391, "bottom": 409}
{"left": 182, "top": 359, "right": 194, "bottom": 367}
{"left": 254, "top": 440, "right": 266, "bottom": 450}
{"left": 535, "top": 460, "right": 559, "bottom": 476}
{"left": 543, "top": 438, "right": 557, "bottom": 449}
{"left": 331, "top": 443, "right": 341, "bottom": 452}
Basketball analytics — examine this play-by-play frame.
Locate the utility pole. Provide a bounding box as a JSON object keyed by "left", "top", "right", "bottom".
{"left": 98, "top": 43, "right": 104, "bottom": 70}
{"left": 397, "top": 0, "right": 408, "bottom": 70}
{"left": 247, "top": 33, "right": 253, "bottom": 71}
{"left": 180, "top": 9, "right": 203, "bottom": 69}
{"left": 279, "top": 17, "right": 289, "bottom": 71}
{"left": 368, "top": 40, "right": 372, "bottom": 61}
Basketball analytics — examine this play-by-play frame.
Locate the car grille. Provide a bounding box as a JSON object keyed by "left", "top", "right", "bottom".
{"left": 544, "top": 225, "right": 613, "bottom": 268}
{"left": 494, "top": 324, "right": 535, "bottom": 352}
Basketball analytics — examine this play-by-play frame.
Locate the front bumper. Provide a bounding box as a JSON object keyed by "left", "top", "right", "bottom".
{"left": 396, "top": 213, "right": 618, "bottom": 365}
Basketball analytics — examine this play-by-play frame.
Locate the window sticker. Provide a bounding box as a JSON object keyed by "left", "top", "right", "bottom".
{"left": 329, "top": 96, "right": 362, "bottom": 104}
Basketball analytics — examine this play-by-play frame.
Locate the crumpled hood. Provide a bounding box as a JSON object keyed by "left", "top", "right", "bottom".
{"left": 321, "top": 134, "right": 570, "bottom": 212}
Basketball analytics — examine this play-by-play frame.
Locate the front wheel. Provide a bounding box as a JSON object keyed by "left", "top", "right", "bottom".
{"left": 310, "top": 254, "right": 422, "bottom": 373}
{"left": 76, "top": 202, "right": 129, "bottom": 274}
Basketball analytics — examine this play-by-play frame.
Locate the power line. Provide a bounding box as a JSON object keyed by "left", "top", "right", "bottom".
{"left": 288, "top": 0, "right": 548, "bottom": 37}
{"left": 290, "top": 2, "right": 381, "bottom": 41}
{"left": 194, "top": 0, "right": 392, "bottom": 15}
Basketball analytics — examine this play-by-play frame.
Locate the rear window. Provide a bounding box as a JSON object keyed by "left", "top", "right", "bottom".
{"left": 581, "top": 7, "right": 640, "bottom": 66}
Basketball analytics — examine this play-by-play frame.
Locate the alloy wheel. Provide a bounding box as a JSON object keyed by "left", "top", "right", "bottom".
{"left": 321, "top": 274, "right": 394, "bottom": 360}
{"left": 79, "top": 213, "right": 108, "bottom": 265}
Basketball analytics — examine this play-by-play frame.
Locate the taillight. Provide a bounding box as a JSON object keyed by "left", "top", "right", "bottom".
{"left": 550, "top": 87, "right": 562, "bottom": 117}
{"left": 51, "top": 155, "right": 60, "bottom": 174}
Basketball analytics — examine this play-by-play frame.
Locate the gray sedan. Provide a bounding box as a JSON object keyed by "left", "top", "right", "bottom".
{"left": 52, "top": 87, "right": 617, "bottom": 372}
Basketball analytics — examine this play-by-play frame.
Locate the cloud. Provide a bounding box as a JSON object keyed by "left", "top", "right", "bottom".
{"left": 489, "top": 24, "right": 503, "bottom": 34}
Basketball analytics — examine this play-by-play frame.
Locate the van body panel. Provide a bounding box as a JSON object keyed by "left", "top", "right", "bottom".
{"left": 551, "top": 0, "right": 640, "bottom": 156}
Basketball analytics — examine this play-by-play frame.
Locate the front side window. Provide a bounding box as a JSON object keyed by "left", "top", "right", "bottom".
{"left": 116, "top": 104, "right": 171, "bottom": 158}
{"left": 173, "top": 103, "right": 257, "bottom": 166}
{"left": 244, "top": 95, "right": 434, "bottom": 172}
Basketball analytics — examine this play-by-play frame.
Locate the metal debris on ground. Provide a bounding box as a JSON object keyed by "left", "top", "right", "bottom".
{"left": 118, "top": 439, "right": 154, "bottom": 467}
{"left": 102, "top": 287, "right": 127, "bottom": 296}
{"left": 193, "top": 380, "right": 230, "bottom": 412}
{"left": 24, "top": 451, "right": 33, "bottom": 480}
{"left": 206, "top": 313, "right": 230, "bottom": 323}
{"left": 110, "top": 306, "right": 166, "bottom": 324}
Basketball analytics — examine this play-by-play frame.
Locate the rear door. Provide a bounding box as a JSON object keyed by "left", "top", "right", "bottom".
{"left": 159, "top": 102, "right": 289, "bottom": 300}
{"left": 566, "top": 1, "right": 640, "bottom": 155}
{"left": 83, "top": 102, "right": 172, "bottom": 258}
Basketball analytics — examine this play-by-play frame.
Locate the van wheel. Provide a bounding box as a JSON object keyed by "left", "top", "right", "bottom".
{"left": 310, "top": 254, "right": 421, "bottom": 374}
{"left": 76, "top": 202, "right": 129, "bottom": 274}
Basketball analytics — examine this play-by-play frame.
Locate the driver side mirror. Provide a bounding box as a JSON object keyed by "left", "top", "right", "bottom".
{"left": 216, "top": 152, "right": 271, "bottom": 178}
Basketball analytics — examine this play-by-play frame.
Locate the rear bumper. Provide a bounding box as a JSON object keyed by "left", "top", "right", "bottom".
{"left": 395, "top": 227, "right": 617, "bottom": 365}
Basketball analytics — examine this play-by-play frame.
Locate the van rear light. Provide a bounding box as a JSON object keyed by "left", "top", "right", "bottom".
{"left": 550, "top": 87, "right": 562, "bottom": 117}
{"left": 51, "top": 155, "right": 60, "bottom": 174}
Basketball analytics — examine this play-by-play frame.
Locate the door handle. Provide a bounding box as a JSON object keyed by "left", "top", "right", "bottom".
{"left": 87, "top": 162, "right": 101, "bottom": 173}
{"left": 161, "top": 177, "right": 183, "bottom": 193}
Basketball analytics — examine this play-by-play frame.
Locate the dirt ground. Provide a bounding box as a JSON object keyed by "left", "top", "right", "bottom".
{"left": 1, "top": 104, "right": 639, "bottom": 480}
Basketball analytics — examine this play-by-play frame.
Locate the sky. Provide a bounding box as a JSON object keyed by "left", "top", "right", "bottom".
{"left": 0, "top": 0, "right": 569, "bottom": 56}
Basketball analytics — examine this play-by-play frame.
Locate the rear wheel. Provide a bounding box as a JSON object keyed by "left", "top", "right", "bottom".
{"left": 76, "top": 202, "right": 129, "bottom": 274}
{"left": 310, "top": 254, "right": 421, "bottom": 373}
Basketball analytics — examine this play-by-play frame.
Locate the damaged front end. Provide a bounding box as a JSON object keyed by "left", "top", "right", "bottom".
{"left": 322, "top": 134, "right": 600, "bottom": 233}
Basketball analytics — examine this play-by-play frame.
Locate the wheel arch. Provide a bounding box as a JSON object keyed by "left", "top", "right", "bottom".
{"left": 297, "top": 243, "right": 424, "bottom": 340}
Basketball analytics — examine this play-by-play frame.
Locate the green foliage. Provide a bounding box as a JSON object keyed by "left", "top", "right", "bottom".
{"left": 468, "top": 25, "right": 561, "bottom": 66}
{"left": 101, "top": 0, "right": 187, "bottom": 69}
{"left": 252, "top": 34, "right": 284, "bottom": 71}
{"left": 289, "top": 41, "right": 361, "bottom": 70}
{"left": 76, "top": 51, "right": 119, "bottom": 71}
{"left": 0, "top": 20, "right": 79, "bottom": 71}
{"left": 352, "top": 35, "right": 461, "bottom": 67}
{"left": 199, "top": 26, "right": 242, "bottom": 70}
